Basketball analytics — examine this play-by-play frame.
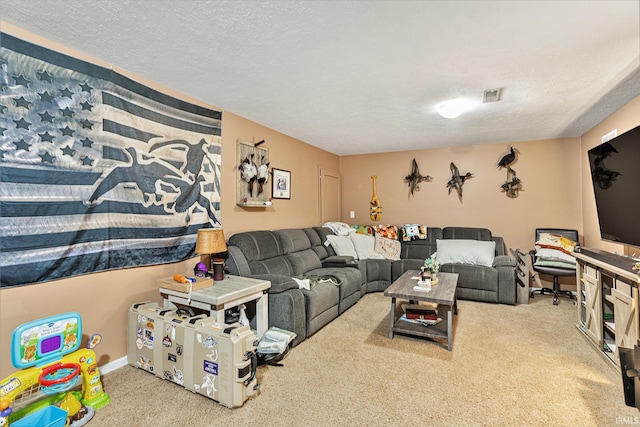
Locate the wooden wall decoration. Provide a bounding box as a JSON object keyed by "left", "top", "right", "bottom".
{"left": 497, "top": 146, "right": 523, "bottom": 198}
{"left": 236, "top": 139, "right": 270, "bottom": 206}
{"left": 370, "top": 175, "right": 382, "bottom": 221}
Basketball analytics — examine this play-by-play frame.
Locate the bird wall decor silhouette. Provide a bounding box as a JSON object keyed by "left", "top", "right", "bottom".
{"left": 404, "top": 158, "right": 433, "bottom": 196}
{"left": 497, "top": 146, "right": 518, "bottom": 169}
{"left": 447, "top": 162, "right": 473, "bottom": 198}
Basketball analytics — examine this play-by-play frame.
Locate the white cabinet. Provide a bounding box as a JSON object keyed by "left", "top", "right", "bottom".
{"left": 579, "top": 264, "right": 602, "bottom": 345}
{"left": 575, "top": 250, "right": 639, "bottom": 368}
{"left": 612, "top": 283, "right": 638, "bottom": 357}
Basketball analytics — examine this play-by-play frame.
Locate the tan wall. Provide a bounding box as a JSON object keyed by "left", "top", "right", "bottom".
{"left": 0, "top": 24, "right": 339, "bottom": 378}
{"left": 579, "top": 95, "right": 640, "bottom": 254}
{"left": 340, "top": 138, "right": 583, "bottom": 252}
{"left": 2, "top": 21, "right": 638, "bottom": 380}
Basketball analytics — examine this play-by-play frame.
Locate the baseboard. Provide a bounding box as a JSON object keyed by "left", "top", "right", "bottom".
{"left": 100, "top": 356, "right": 128, "bottom": 375}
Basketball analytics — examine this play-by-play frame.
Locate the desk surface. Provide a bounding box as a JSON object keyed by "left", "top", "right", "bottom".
{"left": 160, "top": 275, "right": 270, "bottom": 304}
{"left": 574, "top": 249, "right": 640, "bottom": 284}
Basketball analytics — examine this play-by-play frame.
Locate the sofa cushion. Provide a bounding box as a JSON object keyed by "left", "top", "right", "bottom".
{"left": 441, "top": 263, "right": 498, "bottom": 292}
{"left": 301, "top": 281, "right": 340, "bottom": 320}
{"left": 250, "top": 256, "right": 294, "bottom": 276}
{"left": 249, "top": 274, "right": 300, "bottom": 293}
{"left": 228, "top": 230, "right": 282, "bottom": 261}
{"left": 304, "top": 228, "right": 332, "bottom": 260}
{"left": 391, "top": 259, "right": 424, "bottom": 282}
{"left": 326, "top": 235, "right": 358, "bottom": 259}
{"left": 286, "top": 249, "right": 323, "bottom": 276}
{"left": 274, "top": 229, "right": 312, "bottom": 254}
{"left": 443, "top": 227, "right": 492, "bottom": 241}
{"left": 436, "top": 239, "right": 496, "bottom": 267}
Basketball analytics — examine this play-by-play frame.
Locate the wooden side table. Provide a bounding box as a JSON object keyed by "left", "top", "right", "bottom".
{"left": 384, "top": 270, "right": 458, "bottom": 350}
{"left": 159, "top": 275, "right": 271, "bottom": 338}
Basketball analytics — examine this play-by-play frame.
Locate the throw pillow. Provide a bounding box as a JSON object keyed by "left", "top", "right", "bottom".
{"left": 401, "top": 224, "right": 427, "bottom": 242}
{"left": 374, "top": 234, "right": 401, "bottom": 260}
{"left": 350, "top": 233, "right": 385, "bottom": 260}
{"left": 533, "top": 258, "right": 576, "bottom": 270}
{"left": 535, "top": 247, "right": 576, "bottom": 265}
{"left": 374, "top": 225, "right": 399, "bottom": 240}
{"left": 436, "top": 239, "right": 496, "bottom": 267}
{"left": 351, "top": 225, "right": 375, "bottom": 235}
{"left": 322, "top": 221, "right": 354, "bottom": 236}
{"left": 326, "top": 235, "right": 358, "bottom": 259}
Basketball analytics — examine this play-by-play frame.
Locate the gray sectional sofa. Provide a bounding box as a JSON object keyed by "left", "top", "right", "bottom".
{"left": 225, "top": 226, "right": 516, "bottom": 346}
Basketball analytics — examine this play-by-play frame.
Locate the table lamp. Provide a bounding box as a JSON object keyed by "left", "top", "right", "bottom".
{"left": 195, "top": 228, "right": 227, "bottom": 281}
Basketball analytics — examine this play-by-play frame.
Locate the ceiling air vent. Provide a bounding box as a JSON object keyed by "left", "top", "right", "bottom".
{"left": 483, "top": 88, "right": 501, "bottom": 103}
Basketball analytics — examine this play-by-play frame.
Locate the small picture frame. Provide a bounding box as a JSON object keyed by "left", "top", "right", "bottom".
{"left": 272, "top": 168, "right": 291, "bottom": 199}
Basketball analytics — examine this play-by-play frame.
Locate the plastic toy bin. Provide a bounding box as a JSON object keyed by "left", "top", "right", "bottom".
{"left": 13, "top": 406, "right": 68, "bottom": 427}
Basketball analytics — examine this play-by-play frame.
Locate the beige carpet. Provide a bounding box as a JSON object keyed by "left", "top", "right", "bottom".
{"left": 91, "top": 293, "right": 639, "bottom": 426}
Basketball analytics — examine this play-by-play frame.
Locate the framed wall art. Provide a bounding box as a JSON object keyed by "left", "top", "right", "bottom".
{"left": 272, "top": 168, "right": 291, "bottom": 199}
{"left": 236, "top": 139, "right": 269, "bottom": 206}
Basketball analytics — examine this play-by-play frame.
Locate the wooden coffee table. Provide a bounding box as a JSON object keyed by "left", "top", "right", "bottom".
{"left": 384, "top": 270, "right": 458, "bottom": 350}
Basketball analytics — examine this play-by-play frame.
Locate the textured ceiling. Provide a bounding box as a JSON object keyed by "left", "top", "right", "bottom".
{"left": 2, "top": 0, "right": 639, "bottom": 155}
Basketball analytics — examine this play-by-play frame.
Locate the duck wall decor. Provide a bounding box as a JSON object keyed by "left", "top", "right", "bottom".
{"left": 501, "top": 167, "right": 523, "bottom": 198}
{"left": 447, "top": 162, "right": 473, "bottom": 198}
{"left": 404, "top": 158, "right": 432, "bottom": 196}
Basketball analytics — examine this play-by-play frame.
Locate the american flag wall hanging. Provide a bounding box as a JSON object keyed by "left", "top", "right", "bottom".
{"left": 0, "top": 33, "right": 223, "bottom": 288}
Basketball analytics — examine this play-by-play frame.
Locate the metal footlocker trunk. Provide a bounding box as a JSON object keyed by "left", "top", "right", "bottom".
{"left": 127, "top": 302, "right": 259, "bottom": 408}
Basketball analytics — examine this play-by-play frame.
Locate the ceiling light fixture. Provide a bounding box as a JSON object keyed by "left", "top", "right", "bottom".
{"left": 437, "top": 98, "right": 477, "bottom": 119}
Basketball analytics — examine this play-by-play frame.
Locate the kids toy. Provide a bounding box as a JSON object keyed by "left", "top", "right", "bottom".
{"left": 0, "top": 312, "right": 110, "bottom": 426}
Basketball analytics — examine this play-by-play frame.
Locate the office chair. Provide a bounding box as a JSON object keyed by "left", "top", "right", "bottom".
{"left": 530, "top": 228, "right": 579, "bottom": 305}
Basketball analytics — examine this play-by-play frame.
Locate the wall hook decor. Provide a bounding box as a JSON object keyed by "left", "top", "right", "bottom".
{"left": 404, "top": 158, "right": 432, "bottom": 196}
{"left": 447, "top": 162, "right": 473, "bottom": 198}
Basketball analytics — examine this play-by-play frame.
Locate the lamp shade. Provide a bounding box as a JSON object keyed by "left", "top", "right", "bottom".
{"left": 195, "top": 228, "right": 227, "bottom": 255}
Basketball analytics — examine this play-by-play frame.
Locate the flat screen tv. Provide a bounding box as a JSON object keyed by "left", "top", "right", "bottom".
{"left": 588, "top": 124, "right": 640, "bottom": 248}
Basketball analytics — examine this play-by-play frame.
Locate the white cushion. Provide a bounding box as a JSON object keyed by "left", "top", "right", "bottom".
{"left": 374, "top": 234, "right": 401, "bottom": 260}
{"left": 436, "top": 239, "right": 496, "bottom": 267}
{"left": 326, "top": 235, "right": 358, "bottom": 259}
{"left": 350, "top": 233, "right": 385, "bottom": 260}
{"left": 322, "top": 222, "right": 355, "bottom": 236}
{"left": 535, "top": 247, "right": 576, "bottom": 264}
